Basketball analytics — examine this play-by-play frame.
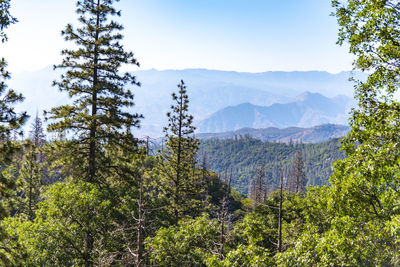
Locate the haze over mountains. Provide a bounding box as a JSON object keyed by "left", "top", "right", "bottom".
{"left": 10, "top": 67, "right": 356, "bottom": 137}
{"left": 197, "top": 124, "right": 350, "bottom": 144}
{"left": 197, "top": 92, "right": 354, "bottom": 133}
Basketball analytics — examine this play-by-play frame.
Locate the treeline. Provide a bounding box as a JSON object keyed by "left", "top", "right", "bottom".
{"left": 199, "top": 137, "right": 345, "bottom": 194}
{"left": 1, "top": 0, "right": 400, "bottom": 266}
{"left": 0, "top": 0, "right": 239, "bottom": 265}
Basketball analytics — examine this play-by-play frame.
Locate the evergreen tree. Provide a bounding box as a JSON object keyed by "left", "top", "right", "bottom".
{"left": 46, "top": 0, "right": 141, "bottom": 183}
{"left": 0, "top": 0, "right": 25, "bottom": 141}
{"left": 42, "top": 1, "right": 142, "bottom": 265}
{"left": 15, "top": 141, "right": 43, "bottom": 220}
{"left": 0, "top": 0, "right": 16, "bottom": 43}
{"left": 0, "top": 59, "right": 26, "bottom": 221}
{"left": 29, "top": 111, "right": 46, "bottom": 148}
{"left": 0, "top": 1, "right": 28, "bottom": 264}
{"left": 158, "top": 80, "right": 202, "bottom": 223}
{"left": 0, "top": 62, "right": 27, "bottom": 143}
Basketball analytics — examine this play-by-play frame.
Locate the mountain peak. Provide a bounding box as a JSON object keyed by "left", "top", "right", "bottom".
{"left": 197, "top": 92, "right": 354, "bottom": 133}
{"left": 294, "top": 91, "right": 326, "bottom": 102}
{"left": 235, "top": 102, "right": 255, "bottom": 108}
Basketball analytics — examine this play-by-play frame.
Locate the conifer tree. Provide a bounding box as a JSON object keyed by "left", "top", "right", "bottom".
{"left": 29, "top": 111, "right": 46, "bottom": 148}
{"left": 15, "top": 141, "right": 43, "bottom": 220}
{"left": 0, "top": 61, "right": 26, "bottom": 143}
{"left": 159, "top": 80, "right": 202, "bottom": 223}
{"left": 47, "top": 0, "right": 141, "bottom": 183}
{"left": 0, "top": 0, "right": 26, "bottom": 142}
{"left": 0, "top": 1, "right": 27, "bottom": 264}
{"left": 0, "top": 59, "right": 27, "bottom": 223}
{"left": 0, "top": 0, "right": 16, "bottom": 43}
{"left": 43, "top": 1, "right": 142, "bottom": 265}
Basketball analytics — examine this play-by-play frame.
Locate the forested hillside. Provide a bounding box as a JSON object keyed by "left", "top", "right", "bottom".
{"left": 1, "top": 0, "right": 400, "bottom": 266}
{"left": 199, "top": 137, "right": 344, "bottom": 194}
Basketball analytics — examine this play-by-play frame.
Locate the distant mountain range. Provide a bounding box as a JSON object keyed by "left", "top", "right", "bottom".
{"left": 197, "top": 92, "right": 354, "bottom": 133}
{"left": 8, "top": 67, "right": 358, "bottom": 137}
{"left": 197, "top": 124, "right": 350, "bottom": 144}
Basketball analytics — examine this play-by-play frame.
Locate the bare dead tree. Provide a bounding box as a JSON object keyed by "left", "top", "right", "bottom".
{"left": 215, "top": 172, "right": 232, "bottom": 261}
{"left": 249, "top": 164, "right": 267, "bottom": 207}
{"left": 288, "top": 151, "right": 306, "bottom": 193}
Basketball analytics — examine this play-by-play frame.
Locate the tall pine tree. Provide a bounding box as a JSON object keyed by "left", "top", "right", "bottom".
{"left": 0, "top": 1, "right": 28, "bottom": 264}
{"left": 29, "top": 111, "right": 46, "bottom": 148}
{"left": 15, "top": 141, "right": 43, "bottom": 220}
{"left": 44, "top": 1, "right": 142, "bottom": 265}
{"left": 47, "top": 0, "right": 141, "bottom": 183}
{"left": 159, "top": 80, "right": 202, "bottom": 223}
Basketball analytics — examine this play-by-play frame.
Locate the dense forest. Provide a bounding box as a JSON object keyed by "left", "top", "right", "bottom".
{"left": 1, "top": 0, "right": 400, "bottom": 266}
{"left": 199, "top": 137, "right": 344, "bottom": 194}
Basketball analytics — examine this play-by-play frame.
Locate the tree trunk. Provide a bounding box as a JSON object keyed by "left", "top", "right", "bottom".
{"left": 136, "top": 177, "right": 144, "bottom": 267}
{"left": 88, "top": 0, "right": 101, "bottom": 183}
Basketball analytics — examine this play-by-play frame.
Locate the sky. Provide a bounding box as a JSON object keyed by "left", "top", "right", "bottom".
{"left": 0, "top": 0, "right": 353, "bottom": 74}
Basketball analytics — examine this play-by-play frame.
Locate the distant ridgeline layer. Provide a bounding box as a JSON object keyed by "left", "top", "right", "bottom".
{"left": 197, "top": 124, "right": 350, "bottom": 144}
{"left": 199, "top": 137, "right": 345, "bottom": 195}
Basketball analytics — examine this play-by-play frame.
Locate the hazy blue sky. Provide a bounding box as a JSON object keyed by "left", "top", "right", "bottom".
{"left": 0, "top": 0, "right": 353, "bottom": 74}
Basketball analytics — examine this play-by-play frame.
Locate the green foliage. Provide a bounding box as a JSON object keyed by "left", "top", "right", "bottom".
{"left": 0, "top": 0, "right": 16, "bottom": 43}
{"left": 0, "top": 59, "right": 27, "bottom": 140}
{"left": 46, "top": 0, "right": 141, "bottom": 183}
{"left": 0, "top": 2, "right": 28, "bottom": 264}
{"left": 199, "top": 137, "right": 344, "bottom": 194}
{"left": 218, "top": 213, "right": 274, "bottom": 266}
{"left": 278, "top": 215, "right": 396, "bottom": 266}
{"left": 107, "top": 148, "right": 171, "bottom": 265}
{"left": 6, "top": 0, "right": 400, "bottom": 265}
{"left": 275, "top": 2, "right": 400, "bottom": 265}
{"left": 4, "top": 148, "right": 174, "bottom": 266}
{"left": 14, "top": 141, "right": 44, "bottom": 220}
{"left": 157, "top": 80, "right": 204, "bottom": 223}
{"left": 211, "top": 244, "right": 272, "bottom": 267}
{"left": 148, "top": 191, "right": 306, "bottom": 266}
{"left": 276, "top": 186, "right": 397, "bottom": 266}
{"left": 4, "top": 182, "right": 119, "bottom": 266}
{"left": 147, "top": 214, "right": 220, "bottom": 266}
{"left": 298, "top": 1, "right": 400, "bottom": 264}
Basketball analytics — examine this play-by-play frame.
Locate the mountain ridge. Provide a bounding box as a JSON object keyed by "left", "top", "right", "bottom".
{"left": 197, "top": 92, "right": 354, "bottom": 133}
{"left": 8, "top": 67, "right": 356, "bottom": 137}
{"left": 197, "top": 123, "right": 350, "bottom": 144}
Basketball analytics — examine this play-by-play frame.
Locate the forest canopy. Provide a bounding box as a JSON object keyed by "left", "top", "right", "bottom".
{"left": 0, "top": 0, "right": 399, "bottom": 266}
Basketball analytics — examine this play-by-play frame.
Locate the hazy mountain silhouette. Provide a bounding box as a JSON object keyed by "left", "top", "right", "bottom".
{"left": 196, "top": 92, "right": 354, "bottom": 133}
{"left": 9, "top": 67, "right": 356, "bottom": 137}
{"left": 197, "top": 124, "right": 350, "bottom": 144}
